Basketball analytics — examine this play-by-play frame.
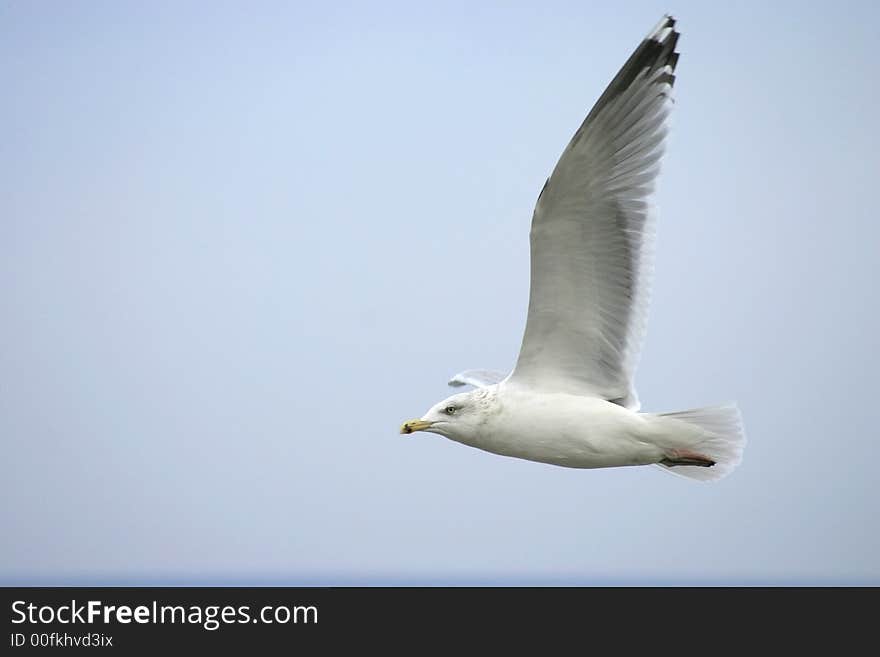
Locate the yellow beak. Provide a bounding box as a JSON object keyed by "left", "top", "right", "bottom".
{"left": 400, "top": 419, "right": 434, "bottom": 435}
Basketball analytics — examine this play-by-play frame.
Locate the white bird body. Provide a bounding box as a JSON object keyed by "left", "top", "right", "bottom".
{"left": 450, "top": 384, "right": 661, "bottom": 469}
{"left": 401, "top": 15, "right": 746, "bottom": 482}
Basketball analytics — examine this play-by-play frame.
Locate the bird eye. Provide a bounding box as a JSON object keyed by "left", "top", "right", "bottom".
{"left": 445, "top": 406, "right": 457, "bottom": 415}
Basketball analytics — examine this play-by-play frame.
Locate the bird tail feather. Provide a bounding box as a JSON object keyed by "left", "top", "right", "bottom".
{"left": 654, "top": 404, "right": 746, "bottom": 482}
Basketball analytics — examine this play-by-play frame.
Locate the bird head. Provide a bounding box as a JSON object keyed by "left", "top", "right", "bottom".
{"left": 400, "top": 390, "right": 492, "bottom": 443}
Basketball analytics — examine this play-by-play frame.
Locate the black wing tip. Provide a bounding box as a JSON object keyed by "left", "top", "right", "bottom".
{"left": 643, "top": 14, "right": 681, "bottom": 78}
{"left": 566, "top": 14, "right": 681, "bottom": 144}
{"left": 648, "top": 14, "right": 677, "bottom": 43}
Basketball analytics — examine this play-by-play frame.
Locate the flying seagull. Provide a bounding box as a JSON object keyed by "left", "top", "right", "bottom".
{"left": 400, "top": 16, "right": 745, "bottom": 481}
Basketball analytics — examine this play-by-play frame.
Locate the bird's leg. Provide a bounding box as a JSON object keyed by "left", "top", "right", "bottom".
{"left": 660, "top": 449, "right": 716, "bottom": 468}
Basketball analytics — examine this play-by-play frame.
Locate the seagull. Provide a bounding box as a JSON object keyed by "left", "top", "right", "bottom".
{"left": 400, "top": 16, "right": 745, "bottom": 481}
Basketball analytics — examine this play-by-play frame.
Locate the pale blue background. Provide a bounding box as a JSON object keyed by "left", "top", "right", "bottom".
{"left": 2, "top": 1, "right": 878, "bottom": 584}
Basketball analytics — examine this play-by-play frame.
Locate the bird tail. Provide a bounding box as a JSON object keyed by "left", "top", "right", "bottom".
{"left": 654, "top": 404, "right": 746, "bottom": 482}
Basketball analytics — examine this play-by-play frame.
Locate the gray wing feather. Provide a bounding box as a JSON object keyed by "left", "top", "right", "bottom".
{"left": 509, "top": 16, "right": 680, "bottom": 410}
{"left": 448, "top": 369, "right": 507, "bottom": 388}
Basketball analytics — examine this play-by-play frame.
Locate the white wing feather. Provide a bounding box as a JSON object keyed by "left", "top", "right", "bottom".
{"left": 509, "top": 16, "right": 680, "bottom": 410}
{"left": 448, "top": 369, "right": 507, "bottom": 388}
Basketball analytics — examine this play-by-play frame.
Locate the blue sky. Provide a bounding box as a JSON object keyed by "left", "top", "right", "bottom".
{"left": 2, "top": 0, "right": 878, "bottom": 584}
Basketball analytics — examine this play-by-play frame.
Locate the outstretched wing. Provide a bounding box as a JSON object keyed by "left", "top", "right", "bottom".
{"left": 448, "top": 369, "right": 507, "bottom": 388}
{"left": 509, "top": 15, "right": 680, "bottom": 410}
